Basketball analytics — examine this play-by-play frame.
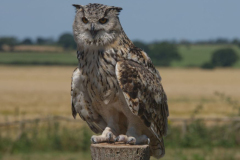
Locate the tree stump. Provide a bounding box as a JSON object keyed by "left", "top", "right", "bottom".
{"left": 90, "top": 143, "right": 150, "bottom": 160}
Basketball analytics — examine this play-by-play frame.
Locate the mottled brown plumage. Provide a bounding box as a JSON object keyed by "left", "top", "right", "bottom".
{"left": 71, "top": 3, "right": 169, "bottom": 159}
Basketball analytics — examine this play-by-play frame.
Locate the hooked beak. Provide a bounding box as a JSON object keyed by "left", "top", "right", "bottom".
{"left": 90, "top": 23, "right": 98, "bottom": 38}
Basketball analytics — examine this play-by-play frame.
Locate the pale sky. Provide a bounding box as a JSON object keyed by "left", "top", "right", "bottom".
{"left": 0, "top": 0, "right": 240, "bottom": 42}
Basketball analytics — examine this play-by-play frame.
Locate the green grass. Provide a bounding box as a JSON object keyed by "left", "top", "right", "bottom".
{"left": 0, "top": 117, "right": 239, "bottom": 160}
{"left": 171, "top": 44, "right": 240, "bottom": 68}
{"left": 1, "top": 120, "right": 239, "bottom": 153}
{"left": 0, "top": 152, "right": 92, "bottom": 160}
{"left": 1, "top": 44, "right": 240, "bottom": 67}
{"left": 0, "top": 52, "right": 77, "bottom": 66}
{"left": 1, "top": 148, "right": 239, "bottom": 160}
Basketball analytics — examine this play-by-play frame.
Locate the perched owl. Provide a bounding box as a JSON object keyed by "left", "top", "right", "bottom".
{"left": 71, "top": 3, "right": 169, "bottom": 159}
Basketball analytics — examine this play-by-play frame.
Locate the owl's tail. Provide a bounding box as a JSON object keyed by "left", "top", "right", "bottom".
{"left": 150, "top": 137, "right": 165, "bottom": 159}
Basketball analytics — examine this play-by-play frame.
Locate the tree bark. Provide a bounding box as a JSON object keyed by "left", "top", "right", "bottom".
{"left": 91, "top": 143, "right": 150, "bottom": 160}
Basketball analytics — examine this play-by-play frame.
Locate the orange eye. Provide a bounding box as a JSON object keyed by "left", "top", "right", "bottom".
{"left": 82, "top": 17, "right": 88, "bottom": 24}
{"left": 99, "top": 18, "right": 108, "bottom": 24}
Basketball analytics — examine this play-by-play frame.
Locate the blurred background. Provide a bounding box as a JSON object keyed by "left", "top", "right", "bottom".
{"left": 0, "top": 0, "right": 240, "bottom": 160}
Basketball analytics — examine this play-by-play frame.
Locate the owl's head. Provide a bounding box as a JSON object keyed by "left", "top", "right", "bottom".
{"left": 73, "top": 3, "right": 122, "bottom": 48}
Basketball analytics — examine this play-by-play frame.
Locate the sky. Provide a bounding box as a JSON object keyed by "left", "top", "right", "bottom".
{"left": 0, "top": 0, "right": 240, "bottom": 42}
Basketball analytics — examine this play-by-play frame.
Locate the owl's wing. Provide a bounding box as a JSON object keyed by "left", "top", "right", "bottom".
{"left": 116, "top": 60, "right": 169, "bottom": 140}
{"left": 71, "top": 68, "right": 105, "bottom": 134}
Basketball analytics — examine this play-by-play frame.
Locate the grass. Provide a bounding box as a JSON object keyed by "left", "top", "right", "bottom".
{"left": 1, "top": 148, "right": 239, "bottom": 160}
{"left": 1, "top": 44, "right": 240, "bottom": 67}
{"left": 0, "top": 119, "right": 239, "bottom": 160}
{"left": 0, "top": 66, "right": 239, "bottom": 122}
{"left": 0, "top": 44, "right": 240, "bottom": 160}
{"left": 0, "top": 52, "right": 77, "bottom": 65}
{"left": 172, "top": 44, "right": 240, "bottom": 67}
{"left": 0, "top": 65, "right": 239, "bottom": 159}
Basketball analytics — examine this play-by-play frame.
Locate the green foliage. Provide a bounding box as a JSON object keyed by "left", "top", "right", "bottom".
{"left": 21, "top": 38, "right": 33, "bottom": 45}
{"left": 0, "top": 37, "right": 18, "bottom": 51}
{"left": 172, "top": 44, "right": 240, "bottom": 68}
{"left": 191, "top": 154, "right": 205, "bottom": 160}
{"left": 148, "top": 42, "right": 182, "bottom": 66}
{"left": 1, "top": 42, "right": 240, "bottom": 68}
{"left": 166, "top": 97, "right": 240, "bottom": 149}
{"left": 133, "top": 41, "right": 182, "bottom": 66}
{"left": 0, "top": 52, "right": 77, "bottom": 66}
{"left": 0, "top": 122, "right": 93, "bottom": 154}
{"left": 133, "top": 40, "right": 150, "bottom": 53}
{"left": 165, "top": 120, "right": 239, "bottom": 148}
{"left": 211, "top": 48, "right": 239, "bottom": 67}
{"left": 215, "top": 92, "right": 240, "bottom": 116}
{"left": 200, "top": 62, "right": 214, "bottom": 69}
{"left": 200, "top": 47, "right": 239, "bottom": 69}
{"left": 58, "top": 33, "right": 76, "bottom": 50}
{"left": 36, "top": 37, "right": 55, "bottom": 45}
{"left": 0, "top": 119, "right": 239, "bottom": 155}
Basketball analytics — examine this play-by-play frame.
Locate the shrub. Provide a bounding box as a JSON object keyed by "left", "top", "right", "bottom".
{"left": 58, "top": 33, "right": 76, "bottom": 50}
{"left": 148, "top": 42, "right": 182, "bottom": 66}
{"left": 133, "top": 41, "right": 150, "bottom": 53}
{"left": 200, "top": 62, "right": 215, "bottom": 69}
{"left": 211, "top": 48, "right": 238, "bottom": 67}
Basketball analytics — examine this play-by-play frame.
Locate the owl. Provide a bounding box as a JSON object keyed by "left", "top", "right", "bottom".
{"left": 71, "top": 3, "right": 169, "bottom": 159}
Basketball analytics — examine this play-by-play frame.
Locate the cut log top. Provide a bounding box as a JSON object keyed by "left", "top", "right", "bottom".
{"left": 91, "top": 143, "right": 150, "bottom": 160}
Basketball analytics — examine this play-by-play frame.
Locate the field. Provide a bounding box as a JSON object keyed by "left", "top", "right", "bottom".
{"left": 0, "top": 52, "right": 77, "bottom": 66}
{"left": 171, "top": 44, "right": 240, "bottom": 67}
{"left": 2, "top": 148, "right": 240, "bottom": 160}
{"left": 0, "top": 65, "right": 240, "bottom": 160}
{"left": 0, "top": 66, "right": 239, "bottom": 121}
{"left": 1, "top": 44, "right": 240, "bottom": 67}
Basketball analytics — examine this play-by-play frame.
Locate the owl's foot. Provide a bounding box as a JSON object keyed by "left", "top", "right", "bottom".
{"left": 91, "top": 127, "right": 116, "bottom": 144}
{"left": 115, "top": 134, "right": 150, "bottom": 145}
{"left": 115, "top": 134, "right": 136, "bottom": 145}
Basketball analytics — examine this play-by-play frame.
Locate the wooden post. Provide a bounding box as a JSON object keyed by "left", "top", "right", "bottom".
{"left": 91, "top": 143, "right": 150, "bottom": 160}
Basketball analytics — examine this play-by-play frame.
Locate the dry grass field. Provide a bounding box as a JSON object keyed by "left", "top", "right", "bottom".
{"left": 0, "top": 66, "right": 239, "bottom": 122}
{"left": 0, "top": 66, "right": 239, "bottom": 160}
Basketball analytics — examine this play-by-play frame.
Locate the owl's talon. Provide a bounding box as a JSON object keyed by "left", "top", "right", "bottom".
{"left": 127, "top": 137, "right": 136, "bottom": 145}
{"left": 107, "top": 132, "right": 112, "bottom": 143}
{"left": 91, "top": 137, "right": 97, "bottom": 144}
{"left": 147, "top": 138, "right": 150, "bottom": 145}
{"left": 114, "top": 136, "right": 119, "bottom": 142}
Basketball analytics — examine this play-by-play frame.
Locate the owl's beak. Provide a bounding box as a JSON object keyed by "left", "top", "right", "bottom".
{"left": 90, "top": 23, "right": 98, "bottom": 39}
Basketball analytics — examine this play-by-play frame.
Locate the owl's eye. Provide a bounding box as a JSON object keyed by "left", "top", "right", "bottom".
{"left": 99, "top": 18, "right": 108, "bottom": 24}
{"left": 82, "top": 17, "right": 88, "bottom": 24}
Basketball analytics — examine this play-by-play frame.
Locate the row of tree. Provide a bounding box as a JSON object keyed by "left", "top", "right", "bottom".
{"left": 134, "top": 41, "right": 239, "bottom": 68}
{"left": 1, "top": 33, "right": 240, "bottom": 51}
{"left": 0, "top": 33, "right": 76, "bottom": 51}
{"left": 178, "top": 38, "right": 240, "bottom": 45}
{"left": 0, "top": 34, "right": 239, "bottom": 68}
{"left": 201, "top": 48, "right": 239, "bottom": 69}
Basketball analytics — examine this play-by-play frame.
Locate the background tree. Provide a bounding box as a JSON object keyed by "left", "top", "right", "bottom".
{"left": 0, "top": 37, "right": 18, "bottom": 51}
{"left": 21, "top": 38, "right": 33, "bottom": 45}
{"left": 215, "top": 38, "right": 230, "bottom": 44}
{"left": 211, "top": 48, "right": 238, "bottom": 67}
{"left": 0, "top": 40, "right": 3, "bottom": 51}
{"left": 36, "top": 37, "right": 55, "bottom": 45}
{"left": 133, "top": 40, "right": 150, "bottom": 53}
{"left": 36, "top": 37, "right": 45, "bottom": 45}
{"left": 58, "top": 33, "right": 76, "bottom": 50}
{"left": 148, "top": 41, "right": 181, "bottom": 66}
{"left": 200, "top": 62, "right": 215, "bottom": 69}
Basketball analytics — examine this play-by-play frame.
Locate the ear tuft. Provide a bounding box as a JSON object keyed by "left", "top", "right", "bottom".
{"left": 72, "top": 4, "right": 83, "bottom": 12}
{"left": 114, "top": 7, "right": 122, "bottom": 12}
{"left": 105, "top": 6, "right": 122, "bottom": 16}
